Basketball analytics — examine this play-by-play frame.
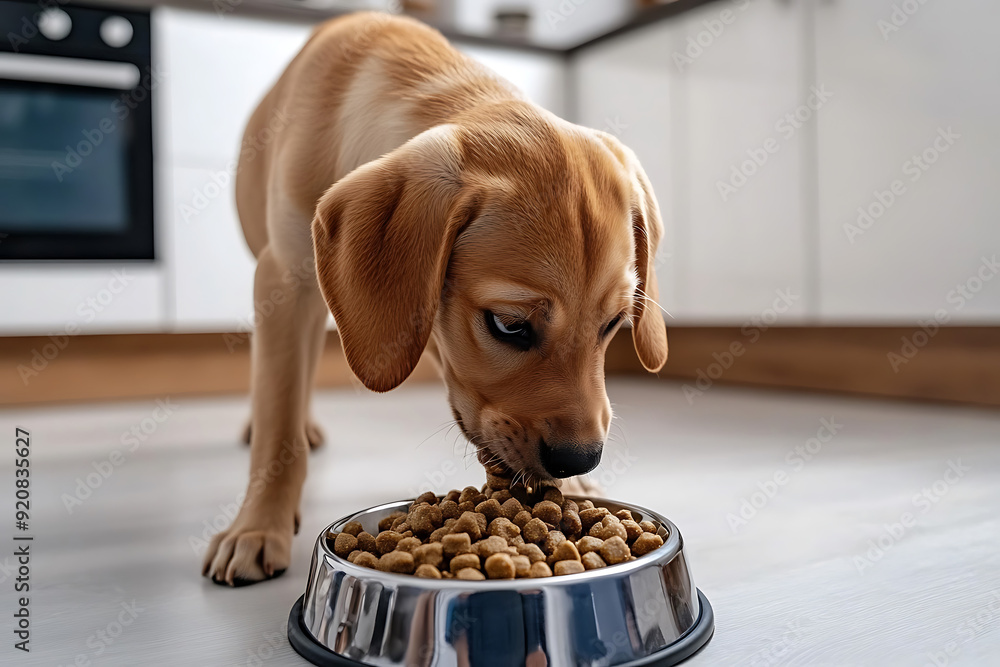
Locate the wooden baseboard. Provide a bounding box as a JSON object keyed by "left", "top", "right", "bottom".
{"left": 608, "top": 326, "right": 1000, "bottom": 407}
{"left": 2, "top": 326, "right": 998, "bottom": 407}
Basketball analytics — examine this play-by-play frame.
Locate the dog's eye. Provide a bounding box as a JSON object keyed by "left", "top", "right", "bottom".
{"left": 603, "top": 313, "right": 624, "bottom": 338}
{"left": 485, "top": 311, "right": 533, "bottom": 350}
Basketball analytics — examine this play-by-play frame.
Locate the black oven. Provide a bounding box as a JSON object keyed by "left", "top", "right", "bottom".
{"left": 0, "top": 0, "right": 153, "bottom": 260}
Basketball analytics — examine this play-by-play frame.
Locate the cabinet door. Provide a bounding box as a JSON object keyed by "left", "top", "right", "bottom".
{"left": 816, "top": 0, "right": 1000, "bottom": 322}
{"left": 155, "top": 8, "right": 312, "bottom": 167}
{"left": 680, "top": 0, "right": 809, "bottom": 322}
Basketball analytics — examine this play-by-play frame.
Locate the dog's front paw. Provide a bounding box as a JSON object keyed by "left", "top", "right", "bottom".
{"left": 202, "top": 510, "right": 295, "bottom": 587}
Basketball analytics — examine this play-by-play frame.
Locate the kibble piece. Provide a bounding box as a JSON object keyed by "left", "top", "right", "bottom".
{"left": 542, "top": 487, "right": 564, "bottom": 506}
{"left": 631, "top": 532, "right": 664, "bottom": 556}
{"left": 476, "top": 535, "right": 509, "bottom": 558}
{"left": 501, "top": 498, "right": 524, "bottom": 521}
{"left": 580, "top": 507, "right": 610, "bottom": 531}
{"left": 577, "top": 499, "right": 595, "bottom": 511}
{"left": 622, "top": 520, "right": 643, "bottom": 543}
{"left": 552, "top": 540, "right": 581, "bottom": 562}
{"left": 395, "top": 536, "right": 422, "bottom": 553}
{"left": 441, "top": 533, "right": 473, "bottom": 558}
{"left": 414, "top": 542, "right": 444, "bottom": 567}
{"left": 529, "top": 561, "right": 553, "bottom": 578}
{"left": 476, "top": 498, "right": 502, "bottom": 523}
{"left": 379, "top": 551, "right": 415, "bottom": 574}
{"left": 456, "top": 568, "right": 486, "bottom": 581}
{"left": 491, "top": 489, "right": 513, "bottom": 504}
{"left": 513, "top": 510, "right": 534, "bottom": 529}
{"left": 614, "top": 509, "right": 634, "bottom": 522}
{"left": 458, "top": 486, "right": 480, "bottom": 504}
{"left": 429, "top": 526, "right": 450, "bottom": 543}
{"left": 522, "top": 518, "right": 548, "bottom": 543}
{"left": 409, "top": 504, "right": 444, "bottom": 537}
{"left": 485, "top": 553, "right": 516, "bottom": 579}
{"left": 375, "top": 531, "right": 403, "bottom": 555}
{"left": 600, "top": 536, "right": 630, "bottom": 565}
{"left": 415, "top": 564, "right": 442, "bottom": 579}
{"left": 415, "top": 491, "right": 439, "bottom": 505}
{"left": 489, "top": 517, "right": 521, "bottom": 543}
{"left": 517, "top": 543, "right": 546, "bottom": 563}
{"left": 354, "top": 552, "right": 379, "bottom": 569}
{"left": 450, "top": 553, "right": 481, "bottom": 574}
{"left": 452, "top": 512, "right": 483, "bottom": 541}
{"left": 391, "top": 516, "right": 407, "bottom": 531}
{"left": 543, "top": 530, "right": 567, "bottom": 556}
{"left": 512, "top": 554, "right": 532, "bottom": 578}
{"left": 347, "top": 550, "right": 361, "bottom": 563}
{"left": 509, "top": 535, "right": 525, "bottom": 547}
{"left": 562, "top": 499, "right": 579, "bottom": 515}
{"left": 581, "top": 552, "right": 607, "bottom": 570}
{"left": 378, "top": 511, "right": 406, "bottom": 532}
{"left": 334, "top": 533, "right": 358, "bottom": 558}
{"left": 532, "top": 500, "right": 563, "bottom": 525}
{"left": 590, "top": 516, "right": 628, "bottom": 542}
{"left": 576, "top": 536, "right": 604, "bottom": 555}
{"left": 554, "top": 560, "right": 585, "bottom": 576}
{"left": 473, "top": 512, "right": 488, "bottom": 534}
{"left": 357, "top": 531, "right": 377, "bottom": 554}
{"left": 639, "top": 520, "right": 658, "bottom": 534}
{"left": 342, "top": 521, "right": 364, "bottom": 536}
{"left": 561, "top": 511, "right": 583, "bottom": 538}
{"left": 445, "top": 489, "right": 461, "bottom": 503}
{"left": 486, "top": 472, "right": 512, "bottom": 490}
{"left": 440, "top": 500, "right": 461, "bottom": 520}
{"left": 458, "top": 500, "right": 476, "bottom": 513}
{"left": 509, "top": 484, "right": 531, "bottom": 505}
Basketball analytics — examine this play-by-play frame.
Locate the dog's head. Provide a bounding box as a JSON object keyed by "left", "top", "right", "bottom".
{"left": 312, "top": 107, "right": 667, "bottom": 482}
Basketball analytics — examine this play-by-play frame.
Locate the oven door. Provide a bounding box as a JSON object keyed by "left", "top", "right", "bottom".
{"left": 0, "top": 2, "right": 153, "bottom": 261}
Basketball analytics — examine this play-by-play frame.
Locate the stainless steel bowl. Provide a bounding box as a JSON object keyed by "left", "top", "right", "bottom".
{"left": 287, "top": 498, "right": 713, "bottom": 666}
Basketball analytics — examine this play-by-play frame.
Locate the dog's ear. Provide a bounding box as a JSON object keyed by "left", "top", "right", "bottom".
{"left": 594, "top": 133, "right": 669, "bottom": 372}
{"left": 311, "top": 126, "right": 475, "bottom": 392}
{"left": 629, "top": 161, "right": 669, "bottom": 372}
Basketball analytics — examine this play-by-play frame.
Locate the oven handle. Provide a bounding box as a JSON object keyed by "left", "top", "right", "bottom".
{"left": 0, "top": 52, "right": 141, "bottom": 90}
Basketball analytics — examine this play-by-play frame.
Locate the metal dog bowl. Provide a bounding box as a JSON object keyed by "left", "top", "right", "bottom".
{"left": 287, "top": 497, "right": 714, "bottom": 666}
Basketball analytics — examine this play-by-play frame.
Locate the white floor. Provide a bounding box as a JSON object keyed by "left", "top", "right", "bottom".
{"left": 2, "top": 378, "right": 999, "bottom": 666}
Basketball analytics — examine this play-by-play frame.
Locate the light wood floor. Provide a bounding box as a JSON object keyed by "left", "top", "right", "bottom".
{"left": 2, "top": 379, "right": 998, "bottom": 666}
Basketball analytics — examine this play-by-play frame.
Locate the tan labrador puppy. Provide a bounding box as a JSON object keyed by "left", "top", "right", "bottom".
{"left": 203, "top": 12, "right": 667, "bottom": 585}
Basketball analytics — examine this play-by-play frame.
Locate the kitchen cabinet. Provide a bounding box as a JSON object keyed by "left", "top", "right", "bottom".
{"left": 573, "top": 0, "right": 809, "bottom": 322}
{"left": 815, "top": 0, "right": 1000, "bottom": 322}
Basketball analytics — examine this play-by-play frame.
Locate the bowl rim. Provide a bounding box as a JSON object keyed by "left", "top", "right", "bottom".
{"left": 314, "top": 495, "right": 684, "bottom": 589}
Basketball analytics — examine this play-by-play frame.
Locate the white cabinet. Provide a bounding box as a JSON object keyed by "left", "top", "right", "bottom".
{"left": 573, "top": 0, "right": 809, "bottom": 323}
{"left": 815, "top": 0, "right": 1000, "bottom": 322}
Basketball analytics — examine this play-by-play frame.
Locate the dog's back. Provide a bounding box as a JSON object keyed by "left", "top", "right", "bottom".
{"left": 236, "top": 12, "right": 523, "bottom": 259}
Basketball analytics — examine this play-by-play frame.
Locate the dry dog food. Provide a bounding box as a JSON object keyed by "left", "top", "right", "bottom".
{"left": 327, "top": 477, "right": 666, "bottom": 580}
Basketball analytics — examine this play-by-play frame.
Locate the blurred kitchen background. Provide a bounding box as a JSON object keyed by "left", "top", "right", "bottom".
{"left": 1, "top": 0, "right": 998, "bottom": 406}
{"left": 2, "top": 2, "right": 1000, "bottom": 666}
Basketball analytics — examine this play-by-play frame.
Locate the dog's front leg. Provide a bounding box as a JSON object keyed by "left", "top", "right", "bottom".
{"left": 203, "top": 247, "right": 328, "bottom": 586}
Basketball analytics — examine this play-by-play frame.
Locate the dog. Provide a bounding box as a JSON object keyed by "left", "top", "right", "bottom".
{"left": 202, "top": 12, "right": 668, "bottom": 585}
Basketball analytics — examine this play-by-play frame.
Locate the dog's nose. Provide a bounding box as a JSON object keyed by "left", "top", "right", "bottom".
{"left": 539, "top": 439, "right": 602, "bottom": 478}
